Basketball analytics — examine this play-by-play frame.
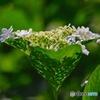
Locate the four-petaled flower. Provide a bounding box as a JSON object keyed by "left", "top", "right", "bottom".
{"left": 0, "top": 26, "right": 14, "bottom": 42}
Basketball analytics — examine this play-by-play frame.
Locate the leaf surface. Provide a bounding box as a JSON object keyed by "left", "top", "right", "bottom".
{"left": 29, "top": 45, "right": 82, "bottom": 90}
{"left": 82, "top": 65, "right": 100, "bottom": 100}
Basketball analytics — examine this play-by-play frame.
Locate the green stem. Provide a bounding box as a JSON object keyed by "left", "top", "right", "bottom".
{"left": 52, "top": 89, "right": 58, "bottom": 100}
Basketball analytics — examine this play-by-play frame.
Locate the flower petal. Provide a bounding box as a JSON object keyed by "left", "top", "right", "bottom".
{"left": 0, "top": 26, "right": 14, "bottom": 42}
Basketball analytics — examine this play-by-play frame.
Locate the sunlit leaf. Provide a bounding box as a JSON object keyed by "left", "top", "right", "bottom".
{"left": 29, "top": 45, "right": 82, "bottom": 91}
{"left": 82, "top": 65, "right": 100, "bottom": 100}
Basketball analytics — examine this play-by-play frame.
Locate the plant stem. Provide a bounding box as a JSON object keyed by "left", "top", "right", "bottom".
{"left": 52, "top": 88, "right": 58, "bottom": 100}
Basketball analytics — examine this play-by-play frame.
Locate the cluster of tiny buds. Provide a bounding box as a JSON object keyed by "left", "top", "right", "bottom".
{"left": 0, "top": 25, "right": 100, "bottom": 55}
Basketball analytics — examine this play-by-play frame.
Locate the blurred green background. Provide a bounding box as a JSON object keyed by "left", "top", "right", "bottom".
{"left": 0, "top": 0, "right": 100, "bottom": 100}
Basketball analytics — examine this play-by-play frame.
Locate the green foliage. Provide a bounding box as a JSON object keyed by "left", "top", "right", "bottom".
{"left": 29, "top": 45, "right": 82, "bottom": 91}
{"left": 0, "top": 8, "right": 30, "bottom": 30}
{"left": 5, "top": 38, "right": 30, "bottom": 55}
{"left": 82, "top": 65, "right": 100, "bottom": 100}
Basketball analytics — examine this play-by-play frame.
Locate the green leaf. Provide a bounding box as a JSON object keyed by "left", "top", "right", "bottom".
{"left": 29, "top": 45, "right": 82, "bottom": 91}
{"left": 82, "top": 65, "right": 100, "bottom": 100}
{"left": 5, "top": 38, "right": 30, "bottom": 55}
{"left": 4, "top": 37, "right": 82, "bottom": 91}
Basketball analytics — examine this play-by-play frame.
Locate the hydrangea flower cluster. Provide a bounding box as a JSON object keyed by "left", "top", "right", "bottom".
{"left": 66, "top": 26, "right": 100, "bottom": 55}
{"left": 0, "top": 25, "right": 100, "bottom": 55}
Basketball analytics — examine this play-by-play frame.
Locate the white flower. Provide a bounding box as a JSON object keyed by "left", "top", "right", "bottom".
{"left": 73, "top": 26, "right": 100, "bottom": 41}
{"left": 66, "top": 36, "right": 76, "bottom": 44}
{"left": 66, "top": 26, "right": 100, "bottom": 44}
{"left": 77, "top": 26, "right": 89, "bottom": 34}
{"left": 16, "top": 28, "right": 32, "bottom": 37}
{"left": 96, "top": 39, "right": 100, "bottom": 44}
{"left": 0, "top": 26, "right": 14, "bottom": 42}
{"left": 65, "top": 26, "right": 100, "bottom": 55}
{"left": 81, "top": 44, "right": 89, "bottom": 55}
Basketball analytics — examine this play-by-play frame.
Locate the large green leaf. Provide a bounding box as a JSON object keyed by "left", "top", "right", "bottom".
{"left": 29, "top": 45, "right": 82, "bottom": 91}
{"left": 82, "top": 65, "right": 100, "bottom": 100}
{"left": 5, "top": 38, "right": 82, "bottom": 91}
